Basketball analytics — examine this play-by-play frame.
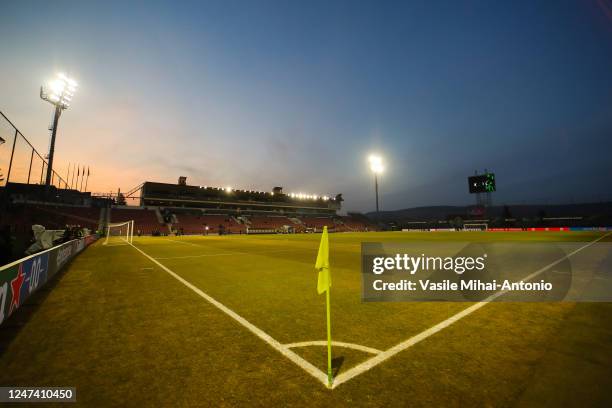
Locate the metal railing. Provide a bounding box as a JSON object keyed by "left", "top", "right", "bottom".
{"left": 0, "top": 111, "right": 70, "bottom": 189}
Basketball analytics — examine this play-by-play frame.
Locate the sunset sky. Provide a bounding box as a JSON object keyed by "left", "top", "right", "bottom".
{"left": 1, "top": 1, "right": 611, "bottom": 212}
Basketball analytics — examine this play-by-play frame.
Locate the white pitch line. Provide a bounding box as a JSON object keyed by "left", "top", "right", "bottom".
{"left": 128, "top": 242, "right": 329, "bottom": 386}
{"left": 330, "top": 232, "right": 611, "bottom": 389}
{"left": 155, "top": 252, "right": 243, "bottom": 260}
{"left": 285, "top": 341, "right": 382, "bottom": 355}
{"left": 163, "top": 238, "right": 202, "bottom": 247}
{"left": 154, "top": 248, "right": 300, "bottom": 260}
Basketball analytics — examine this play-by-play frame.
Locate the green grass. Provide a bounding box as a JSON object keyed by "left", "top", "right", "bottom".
{"left": 0, "top": 231, "right": 611, "bottom": 406}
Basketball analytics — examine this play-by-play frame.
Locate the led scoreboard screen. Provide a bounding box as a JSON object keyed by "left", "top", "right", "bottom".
{"left": 468, "top": 173, "right": 496, "bottom": 193}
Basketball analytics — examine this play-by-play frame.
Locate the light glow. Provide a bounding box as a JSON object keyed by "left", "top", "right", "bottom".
{"left": 368, "top": 154, "right": 384, "bottom": 174}
{"left": 41, "top": 73, "right": 78, "bottom": 109}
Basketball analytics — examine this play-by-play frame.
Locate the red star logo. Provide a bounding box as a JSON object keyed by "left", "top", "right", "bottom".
{"left": 9, "top": 264, "right": 25, "bottom": 314}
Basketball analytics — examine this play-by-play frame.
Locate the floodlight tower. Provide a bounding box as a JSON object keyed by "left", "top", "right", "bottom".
{"left": 368, "top": 155, "right": 384, "bottom": 213}
{"left": 40, "top": 73, "right": 78, "bottom": 187}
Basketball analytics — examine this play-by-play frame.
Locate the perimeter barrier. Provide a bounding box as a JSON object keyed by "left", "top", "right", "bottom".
{"left": 0, "top": 235, "right": 97, "bottom": 325}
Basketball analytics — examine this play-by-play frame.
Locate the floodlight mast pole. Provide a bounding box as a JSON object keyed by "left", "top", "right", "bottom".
{"left": 368, "top": 155, "right": 383, "bottom": 214}
{"left": 45, "top": 104, "right": 62, "bottom": 187}
{"left": 374, "top": 173, "right": 379, "bottom": 213}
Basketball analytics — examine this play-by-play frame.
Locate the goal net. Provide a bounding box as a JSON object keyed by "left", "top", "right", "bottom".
{"left": 104, "top": 221, "right": 134, "bottom": 245}
{"left": 463, "top": 223, "right": 488, "bottom": 231}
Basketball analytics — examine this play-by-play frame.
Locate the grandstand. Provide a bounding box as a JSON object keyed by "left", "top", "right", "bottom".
{"left": 247, "top": 215, "right": 294, "bottom": 229}
{"left": 133, "top": 180, "right": 371, "bottom": 234}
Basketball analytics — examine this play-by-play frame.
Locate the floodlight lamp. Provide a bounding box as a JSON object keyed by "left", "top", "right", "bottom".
{"left": 50, "top": 80, "right": 65, "bottom": 94}
{"left": 58, "top": 73, "right": 78, "bottom": 87}
{"left": 368, "top": 155, "right": 384, "bottom": 174}
{"left": 41, "top": 73, "right": 78, "bottom": 110}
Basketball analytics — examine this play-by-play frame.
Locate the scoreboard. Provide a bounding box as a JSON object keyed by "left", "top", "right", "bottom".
{"left": 468, "top": 173, "right": 496, "bottom": 193}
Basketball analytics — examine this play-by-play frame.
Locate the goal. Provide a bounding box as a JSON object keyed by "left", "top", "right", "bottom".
{"left": 104, "top": 221, "right": 134, "bottom": 245}
{"left": 463, "top": 223, "right": 488, "bottom": 231}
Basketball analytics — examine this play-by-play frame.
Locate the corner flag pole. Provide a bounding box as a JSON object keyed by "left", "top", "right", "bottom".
{"left": 325, "top": 277, "right": 332, "bottom": 386}
{"left": 316, "top": 225, "right": 333, "bottom": 387}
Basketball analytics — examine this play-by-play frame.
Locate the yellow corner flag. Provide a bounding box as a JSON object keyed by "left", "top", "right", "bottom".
{"left": 316, "top": 226, "right": 331, "bottom": 294}
{"left": 315, "top": 226, "right": 333, "bottom": 386}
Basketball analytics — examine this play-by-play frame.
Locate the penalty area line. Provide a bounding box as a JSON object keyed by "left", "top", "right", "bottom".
{"left": 330, "top": 232, "right": 612, "bottom": 389}
{"left": 127, "top": 242, "right": 329, "bottom": 387}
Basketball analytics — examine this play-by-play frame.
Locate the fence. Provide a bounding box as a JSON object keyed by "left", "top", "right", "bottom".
{"left": 0, "top": 235, "right": 97, "bottom": 326}
{"left": 0, "top": 111, "right": 69, "bottom": 189}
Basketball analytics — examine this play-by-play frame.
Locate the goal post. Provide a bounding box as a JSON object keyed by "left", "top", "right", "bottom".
{"left": 104, "top": 221, "right": 134, "bottom": 245}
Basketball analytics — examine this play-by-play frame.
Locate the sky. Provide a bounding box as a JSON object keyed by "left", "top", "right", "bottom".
{"left": 0, "top": 0, "right": 611, "bottom": 213}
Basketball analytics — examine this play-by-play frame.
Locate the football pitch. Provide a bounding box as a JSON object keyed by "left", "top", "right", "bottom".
{"left": 1, "top": 231, "right": 611, "bottom": 406}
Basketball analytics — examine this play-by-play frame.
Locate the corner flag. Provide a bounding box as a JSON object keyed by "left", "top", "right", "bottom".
{"left": 315, "top": 226, "right": 333, "bottom": 386}
{"left": 316, "top": 226, "right": 331, "bottom": 294}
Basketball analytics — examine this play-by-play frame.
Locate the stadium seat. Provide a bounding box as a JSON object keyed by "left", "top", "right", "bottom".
{"left": 172, "top": 213, "right": 245, "bottom": 234}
